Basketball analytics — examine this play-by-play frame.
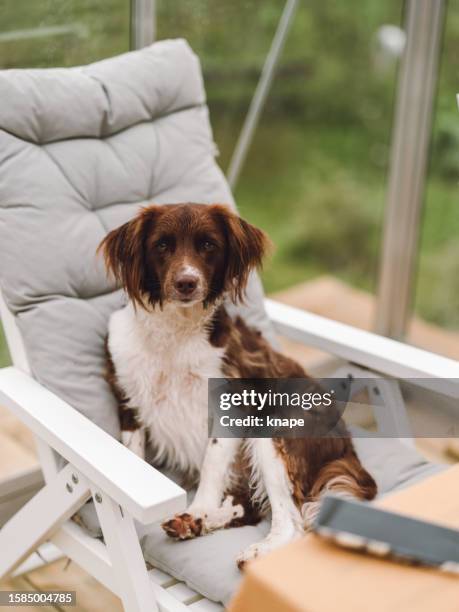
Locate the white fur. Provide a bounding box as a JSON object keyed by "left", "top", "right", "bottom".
{"left": 236, "top": 438, "right": 304, "bottom": 567}
{"left": 186, "top": 437, "right": 243, "bottom": 532}
{"left": 181, "top": 263, "right": 201, "bottom": 278}
{"left": 301, "top": 475, "right": 358, "bottom": 529}
{"left": 108, "top": 301, "right": 224, "bottom": 475}
{"left": 189, "top": 437, "right": 240, "bottom": 508}
{"left": 201, "top": 494, "right": 244, "bottom": 531}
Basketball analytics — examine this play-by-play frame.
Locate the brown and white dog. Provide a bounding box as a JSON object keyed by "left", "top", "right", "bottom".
{"left": 99, "top": 203, "right": 376, "bottom": 568}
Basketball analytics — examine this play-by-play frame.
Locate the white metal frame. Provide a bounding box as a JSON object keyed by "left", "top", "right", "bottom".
{"left": 131, "top": 0, "right": 156, "bottom": 50}
{"left": 0, "top": 25, "right": 89, "bottom": 45}
{"left": 375, "top": 0, "right": 446, "bottom": 338}
{"left": 329, "top": 363, "right": 414, "bottom": 445}
{"left": 1, "top": 288, "right": 458, "bottom": 611}
{"left": 227, "top": 0, "right": 299, "bottom": 189}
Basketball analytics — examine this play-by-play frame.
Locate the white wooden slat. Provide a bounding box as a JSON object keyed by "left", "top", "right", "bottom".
{"left": 53, "top": 523, "right": 189, "bottom": 612}
{"left": 188, "top": 599, "right": 224, "bottom": 612}
{"left": 0, "top": 464, "right": 90, "bottom": 578}
{"left": 266, "top": 298, "right": 459, "bottom": 398}
{"left": 93, "top": 492, "right": 158, "bottom": 612}
{"left": 0, "top": 366, "right": 187, "bottom": 525}
{"left": 149, "top": 567, "right": 177, "bottom": 588}
{"left": 34, "top": 437, "right": 59, "bottom": 481}
{"left": 166, "top": 582, "right": 201, "bottom": 605}
{"left": 51, "top": 520, "right": 117, "bottom": 595}
{"left": 151, "top": 584, "right": 190, "bottom": 612}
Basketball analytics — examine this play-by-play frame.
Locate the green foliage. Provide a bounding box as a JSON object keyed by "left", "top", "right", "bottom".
{"left": 416, "top": 241, "right": 459, "bottom": 329}
{"left": 227, "top": 119, "right": 386, "bottom": 294}
{"left": 156, "top": 0, "right": 401, "bottom": 126}
{"left": 286, "top": 177, "right": 380, "bottom": 282}
{"left": 0, "top": 324, "right": 11, "bottom": 367}
{"left": 0, "top": 0, "right": 130, "bottom": 68}
{"left": 430, "top": 112, "right": 459, "bottom": 181}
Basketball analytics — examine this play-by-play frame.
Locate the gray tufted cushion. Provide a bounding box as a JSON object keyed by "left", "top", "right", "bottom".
{"left": 0, "top": 39, "right": 274, "bottom": 437}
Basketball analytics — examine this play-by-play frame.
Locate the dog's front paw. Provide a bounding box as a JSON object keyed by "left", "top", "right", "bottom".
{"left": 236, "top": 541, "right": 263, "bottom": 570}
{"left": 162, "top": 513, "right": 203, "bottom": 540}
{"left": 236, "top": 530, "right": 302, "bottom": 570}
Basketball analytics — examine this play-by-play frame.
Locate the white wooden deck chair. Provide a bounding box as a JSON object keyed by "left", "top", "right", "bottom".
{"left": 1, "top": 39, "right": 459, "bottom": 612}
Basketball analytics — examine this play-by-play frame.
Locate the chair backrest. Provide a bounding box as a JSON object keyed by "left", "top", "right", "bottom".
{"left": 0, "top": 39, "right": 273, "bottom": 439}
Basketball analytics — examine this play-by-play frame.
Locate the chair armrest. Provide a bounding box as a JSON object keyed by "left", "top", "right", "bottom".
{"left": 0, "top": 367, "right": 186, "bottom": 524}
{"left": 265, "top": 298, "right": 459, "bottom": 397}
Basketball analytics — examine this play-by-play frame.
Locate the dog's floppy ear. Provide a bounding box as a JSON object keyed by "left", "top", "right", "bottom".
{"left": 210, "top": 204, "right": 271, "bottom": 303}
{"left": 97, "top": 206, "right": 162, "bottom": 308}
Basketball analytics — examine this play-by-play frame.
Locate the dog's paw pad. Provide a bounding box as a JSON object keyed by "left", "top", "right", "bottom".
{"left": 161, "top": 513, "right": 203, "bottom": 540}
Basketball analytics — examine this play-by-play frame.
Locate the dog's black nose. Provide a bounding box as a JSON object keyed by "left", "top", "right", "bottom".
{"left": 175, "top": 275, "right": 198, "bottom": 296}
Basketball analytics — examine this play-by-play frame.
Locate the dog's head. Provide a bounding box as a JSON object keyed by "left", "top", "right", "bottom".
{"left": 98, "top": 203, "right": 270, "bottom": 308}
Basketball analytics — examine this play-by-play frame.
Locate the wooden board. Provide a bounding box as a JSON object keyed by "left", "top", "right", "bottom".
{"left": 446, "top": 438, "right": 459, "bottom": 460}
{"left": 0, "top": 430, "right": 37, "bottom": 482}
{"left": 0, "top": 576, "right": 57, "bottom": 612}
{"left": 0, "top": 404, "right": 36, "bottom": 453}
{"left": 24, "top": 558, "right": 123, "bottom": 612}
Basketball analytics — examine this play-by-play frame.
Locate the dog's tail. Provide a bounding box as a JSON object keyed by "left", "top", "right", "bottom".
{"left": 301, "top": 454, "right": 377, "bottom": 529}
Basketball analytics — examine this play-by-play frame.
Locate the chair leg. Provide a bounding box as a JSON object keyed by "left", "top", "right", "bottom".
{"left": 370, "top": 378, "right": 414, "bottom": 444}
{"left": 92, "top": 490, "right": 158, "bottom": 612}
{"left": 331, "top": 363, "right": 413, "bottom": 443}
{"left": 0, "top": 464, "right": 90, "bottom": 578}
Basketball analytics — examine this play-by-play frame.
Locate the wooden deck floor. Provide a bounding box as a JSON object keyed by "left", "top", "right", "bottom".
{"left": 1, "top": 561, "right": 123, "bottom": 612}
{"left": 0, "top": 276, "right": 458, "bottom": 610}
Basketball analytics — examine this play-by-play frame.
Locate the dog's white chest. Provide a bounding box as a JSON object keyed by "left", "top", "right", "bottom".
{"left": 108, "top": 305, "right": 224, "bottom": 473}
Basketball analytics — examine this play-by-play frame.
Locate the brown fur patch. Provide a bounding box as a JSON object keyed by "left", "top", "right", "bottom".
{"left": 308, "top": 454, "right": 377, "bottom": 501}
{"left": 209, "top": 311, "right": 377, "bottom": 512}
{"left": 209, "top": 310, "right": 305, "bottom": 378}
{"left": 223, "top": 445, "right": 264, "bottom": 529}
{"left": 274, "top": 438, "right": 377, "bottom": 510}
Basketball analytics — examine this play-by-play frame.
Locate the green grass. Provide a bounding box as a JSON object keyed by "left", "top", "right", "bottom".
{"left": 228, "top": 118, "right": 459, "bottom": 332}
{"left": 0, "top": 324, "right": 11, "bottom": 368}
{"left": 215, "top": 116, "right": 388, "bottom": 295}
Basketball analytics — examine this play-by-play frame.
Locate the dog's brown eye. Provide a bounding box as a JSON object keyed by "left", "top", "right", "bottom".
{"left": 155, "top": 240, "right": 169, "bottom": 252}
{"left": 202, "top": 240, "right": 216, "bottom": 252}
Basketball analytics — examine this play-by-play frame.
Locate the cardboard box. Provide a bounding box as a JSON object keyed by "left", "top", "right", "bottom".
{"left": 230, "top": 465, "right": 459, "bottom": 612}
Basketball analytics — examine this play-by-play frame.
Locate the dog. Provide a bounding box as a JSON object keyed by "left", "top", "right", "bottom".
{"left": 99, "top": 203, "right": 377, "bottom": 568}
